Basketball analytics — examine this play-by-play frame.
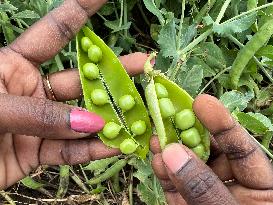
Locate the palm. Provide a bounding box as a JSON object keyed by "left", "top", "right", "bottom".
{"left": 0, "top": 49, "right": 44, "bottom": 187}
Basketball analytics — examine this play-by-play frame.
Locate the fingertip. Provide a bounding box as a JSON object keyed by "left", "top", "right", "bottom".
{"left": 193, "top": 94, "right": 235, "bottom": 135}
{"left": 162, "top": 144, "right": 190, "bottom": 174}
{"left": 119, "top": 52, "right": 148, "bottom": 76}
{"left": 150, "top": 135, "right": 162, "bottom": 154}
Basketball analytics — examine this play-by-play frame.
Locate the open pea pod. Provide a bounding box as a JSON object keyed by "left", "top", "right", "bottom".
{"left": 144, "top": 58, "right": 210, "bottom": 161}
{"left": 76, "top": 26, "right": 152, "bottom": 159}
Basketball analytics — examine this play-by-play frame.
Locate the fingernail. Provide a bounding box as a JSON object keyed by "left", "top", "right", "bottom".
{"left": 162, "top": 144, "right": 190, "bottom": 173}
{"left": 70, "top": 109, "right": 105, "bottom": 133}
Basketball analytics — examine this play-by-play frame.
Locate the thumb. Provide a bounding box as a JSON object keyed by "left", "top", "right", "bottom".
{"left": 0, "top": 94, "right": 104, "bottom": 139}
{"left": 162, "top": 144, "right": 238, "bottom": 205}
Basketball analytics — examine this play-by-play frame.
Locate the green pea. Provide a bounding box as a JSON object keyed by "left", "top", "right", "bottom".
{"left": 120, "top": 138, "right": 138, "bottom": 154}
{"left": 131, "top": 120, "right": 146, "bottom": 135}
{"left": 88, "top": 45, "right": 103, "bottom": 63}
{"left": 81, "top": 37, "right": 93, "bottom": 52}
{"left": 155, "top": 83, "right": 168, "bottom": 98}
{"left": 179, "top": 127, "right": 201, "bottom": 148}
{"left": 102, "top": 122, "right": 122, "bottom": 139}
{"left": 191, "top": 144, "right": 205, "bottom": 158}
{"left": 83, "top": 63, "right": 100, "bottom": 80}
{"left": 118, "top": 95, "right": 135, "bottom": 112}
{"left": 159, "top": 98, "right": 175, "bottom": 118}
{"left": 91, "top": 89, "right": 108, "bottom": 106}
{"left": 175, "top": 109, "right": 196, "bottom": 130}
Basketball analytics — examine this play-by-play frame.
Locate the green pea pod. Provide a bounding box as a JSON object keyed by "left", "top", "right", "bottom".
{"left": 88, "top": 159, "right": 127, "bottom": 185}
{"left": 230, "top": 18, "right": 273, "bottom": 88}
{"left": 144, "top": 56, "right": 210, "bottom": 161}
{"left": 76, "top": 27, "right": 152, "bottom": 159}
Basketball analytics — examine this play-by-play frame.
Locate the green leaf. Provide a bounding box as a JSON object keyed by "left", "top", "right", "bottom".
{"left": 157, "top": 18, "right": 177, "bottom": 58}
{"left": 21, "top": 176, "right": 44, "bottom": 190}
{"left": 0, "top": 2, "right": 18, "bottom": 12}
{"left": 12, "top": 10, "right": 40, "bottom": 19}
{"left": 98, "top": 3, "right": 115, "bottom": 16}
{"left": 178, "top": 65, "right": 203, "bottom": 97}
{"left": 213, "top": 13, "right": 257, "bottom": 35}
{"left": 179, "top": 24, "right": 197, "bottom": 49}
{"left": 192, "top": 42, "right": 226, "bottom": 71}
{"left": 142, "top": 0, "right": 165, "bottom": 25}
{"left": 256, "top": 45, "right": 273, "bottom": 59}
{"left": 131, "top": 159, "right": 153, "bottom": 183}
{"left": 83, "top": 156, "right": 119, "bottom": 174}
{"left": 186, "top": 56, "right": 216, "bottom": 78}
{"left": 236, "top": 112, "right": 273, "bottom": 134}
{"left": 104, "top": 20, "right": 131, "bottom": 33}
{"left": 220, "top": 91, "right": 254, "bottom": 112}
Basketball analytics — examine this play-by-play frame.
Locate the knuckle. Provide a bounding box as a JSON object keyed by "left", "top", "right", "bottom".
{"left": 39, "top": 99, "right": 61, "bottom": 134}
{"left": 185, "top": 171, "right": 218, "bottom": 200}
{"left": 49, "top": 13, "right": 74, "bottom": 40}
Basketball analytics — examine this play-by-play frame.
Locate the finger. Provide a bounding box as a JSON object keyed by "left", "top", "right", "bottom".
{"left": 162, "top": 144, "right": 238, "bottom": 205}
{"left": 39, "top": 138, "right": 120, "bottom": 165}
{"left": 0, "top": 94, "right": 104, "bottom": 139}
{"left": 152, "top": 153, "right": 169, "bottom": 180}
{"left": 208, "top": 154, "right": 233, "bottom": 181}
{"left": 150, "top": 135, "right": 161, "bottom": 154}
{"left": 45, "top": 53, "right": 149, "bottom": 101}
{"left": 8, "top": 0, "right": 106, "bottom": 65}
{"left": 193, "top": 94, "right": 273, "bottom": 189}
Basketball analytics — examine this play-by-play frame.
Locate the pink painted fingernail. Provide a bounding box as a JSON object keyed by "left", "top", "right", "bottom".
{"left": 70, "top": 109, "right": 105, "bottom": 133}
{"left": 162, "top": 144, "right": 190, "bottom": 173}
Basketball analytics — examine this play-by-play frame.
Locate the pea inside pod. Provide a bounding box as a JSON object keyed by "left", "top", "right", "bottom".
{"left": 77, "top": 27, "right": 152, "bottom": 158}
{"left": 144, "top": 55, "right": 210, "bottom": 161}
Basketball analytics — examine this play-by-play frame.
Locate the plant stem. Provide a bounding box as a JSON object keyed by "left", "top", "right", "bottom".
{"left": 199, "top": 67, "right": 231, "bottom": 95}
{"left": 222, "top": 2, "right": 273, "bottom": 24}
{"left": 177, "top": 0, "right": 186, "bottom": 50}
{"left": 124, "top": 0, "right": 128, "bottom": 37}
{"left": 194, "top": 0, "right": 217, "bottom": 24}
{"left": 0, "top": 191, "right": 15, "bottom": 205}
{"left": 215, "top": 0, "right": 232, "bottom": 24}
{"left": 119, "top": 0, "right": 124, "bottom": 27}
{"left": 180, "top": 29, "right": 212, "bottom": 54}
{"left": 129, "top": 166, "right": 134, "bottom": 205}
{"left": 249, "top": 132, "right": 273, "bottom": 159}
{"left": 137, "top": 0, "right": 150, "bottom": 26}
{"left": 228, "top": 35, "right": 273, "bottom": 84}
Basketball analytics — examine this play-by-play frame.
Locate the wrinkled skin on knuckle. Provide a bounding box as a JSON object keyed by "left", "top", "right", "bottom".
{"left": 173, "top": 159, "right": 237, "bottom": 205}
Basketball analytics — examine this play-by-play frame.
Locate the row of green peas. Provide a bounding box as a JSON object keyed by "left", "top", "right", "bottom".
{"left": 155, "top": 82, "right": 205, "bottom": 158}
{"left": 79, "top": 32, "right": 149, "bottom": 155}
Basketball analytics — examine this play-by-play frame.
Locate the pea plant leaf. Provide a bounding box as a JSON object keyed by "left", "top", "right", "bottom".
{"left": 236, "top": 112, "right": 273, "bottom": 134}
{"left": 177, "top": 65, "right": 203, "bottom": 97}
{"left": 0, "top": 2, "right": 18, "bottom": 12}
{"left": 186, "top": 56, "right": 216, "bottom": 78}
{"left": 104, "top": 20, "right": 132, "bottom": 33}
{"left": 204, "top": 13, "right": 257, "bottom": 36}
{"left": 179, "top": 24, "right": 197, "bottom": 49}
{"left": 12, "top": 10, "right": 40, "bottom": 19}
{"left": 220, "top": 91, "right": 254, "bottom": 112}
{"left": 83, "top": 156, "right": 119, "bottom": 174}
{"left": 157, "top": 17, "right": 177, "bottom": 58}
{"left": 142, "top": 0, "right": 165, "bottom": 25}
{"left": 130, "top": 157, "right": 166, "bottom": 205}
{"left": 192, "top": 42, "right": 226, "bottom": 71}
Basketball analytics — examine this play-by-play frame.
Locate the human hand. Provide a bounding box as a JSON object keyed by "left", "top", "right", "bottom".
{"left": 151, "top": 94, "right": 273, "bottom": 205}
{"left": 0, "top": 0, "right": 150, "bottom": 189}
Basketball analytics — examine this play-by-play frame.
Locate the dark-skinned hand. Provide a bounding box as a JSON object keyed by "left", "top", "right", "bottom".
{"left": 0, "top": 0, "right": 151, "bottom": 189}
{"left": 151, "top": 94, "right": 273, "bottom": 205}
